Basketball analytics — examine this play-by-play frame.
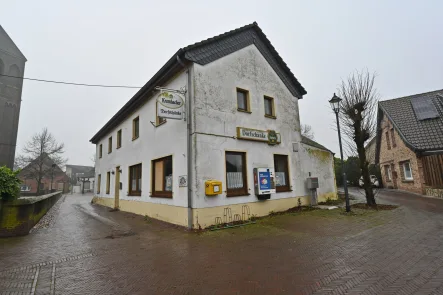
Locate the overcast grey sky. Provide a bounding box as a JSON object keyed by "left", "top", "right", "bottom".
{"left": 1, "top": 0, "right": 442, "bottom": 165}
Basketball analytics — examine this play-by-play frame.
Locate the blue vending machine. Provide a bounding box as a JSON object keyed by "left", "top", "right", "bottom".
{"left": 253, "top": 168, "right": 276, "bottom": 200}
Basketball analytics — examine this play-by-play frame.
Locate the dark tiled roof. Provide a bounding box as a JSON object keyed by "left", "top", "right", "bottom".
{"left": 66, "top": 165, "right": 94, "bottom": 174}
{"left": 301, "top": 135, "right": 333, "bottom": 153}
{"left": 90, "top": 22, "right": 306, "bottom": 144}
{"left": 79, "top": 168, "right": 95, "bottom": 179}
{"left": 19, "top": 154, "right": 65, "bottom": 178}
{"left": 379, "top": 89, "right": 443, "bottom": 152}
{"left": 183, "top": 22, "right": 306, "bottom": 97}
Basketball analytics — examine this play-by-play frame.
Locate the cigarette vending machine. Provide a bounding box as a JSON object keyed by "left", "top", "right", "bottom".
{"left": 253, "top": 168, "right": 276, "bottom": 200}
{"left": 307, "top": 177, "right": 319, "bottom": 205}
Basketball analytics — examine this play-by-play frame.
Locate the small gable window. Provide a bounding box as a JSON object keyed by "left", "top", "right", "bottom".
{"left": 390, "top": 129, "right": 396, "bottom": 148}
{"left": 236, "top": 88, "right": 250, "bottom": 113}
{"left": 385, "top": 131, "right": 391, "bottom": 150}
{"left": 264, "top": 96, "right": 276, "bottom": 118}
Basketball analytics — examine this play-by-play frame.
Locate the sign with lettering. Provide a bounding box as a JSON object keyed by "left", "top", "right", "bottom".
{"left": 259, "top": 171, "right": 271, "bottom": 190}
{"left": 236, "top": 127, "right": 281, "bottom": 145}
{"left": 157, "top": 91, "right": 184, "bottom": 120}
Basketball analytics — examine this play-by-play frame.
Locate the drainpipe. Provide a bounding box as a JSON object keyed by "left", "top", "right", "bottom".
{"left": 177, "top": 55, "right": 193, "bottom": 229}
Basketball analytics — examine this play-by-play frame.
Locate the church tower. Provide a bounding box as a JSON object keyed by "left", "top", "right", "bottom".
{"left": 0, "top": 25, "right": 27, "bottom": 169}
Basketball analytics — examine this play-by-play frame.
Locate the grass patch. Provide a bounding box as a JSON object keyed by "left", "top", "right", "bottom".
{"left": 318, "top": 194, "right": 347, "bottom": 206}
{"left": 269, "top": 206, "right": 318, "bottom": 217}
{"left": 198, "top": 201, "right": 396, "bottom": 238}
{"left": 199, "top": 207, "right": 385, "bottom": 239}
{"left": 200, "top": 218, "right": 296, "bottom": 238}
{"left": 351, "top": 203, "right": 398, "bottom": 211}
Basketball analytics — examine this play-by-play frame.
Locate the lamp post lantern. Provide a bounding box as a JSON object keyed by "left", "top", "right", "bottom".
{"left": 329, "top": 93, "right": 351, "bottom": 212}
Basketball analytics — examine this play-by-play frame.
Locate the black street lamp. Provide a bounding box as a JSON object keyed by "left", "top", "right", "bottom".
{"left": 329, "top": 93, "right": 351, "bottom": 212}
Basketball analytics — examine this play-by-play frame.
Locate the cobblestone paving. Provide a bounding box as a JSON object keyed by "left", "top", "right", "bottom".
{"left": 1, "top": 190, "right": 443, "bottom": 294}
{"left": 30, "top": 195, "right": 66, "bottom": 233}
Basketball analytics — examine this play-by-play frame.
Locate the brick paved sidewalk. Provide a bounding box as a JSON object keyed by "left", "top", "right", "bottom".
{"left": 1, "top": 191, "right": 443, "bottom": 294}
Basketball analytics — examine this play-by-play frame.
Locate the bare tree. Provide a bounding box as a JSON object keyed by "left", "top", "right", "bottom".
{"left": 90, "top": 153, "right": 96, "bottom": 165}
{"left": 16, "top": 128, "right": 67, "bottom": 195}
{"left": 337, "top": 70, "right": 379, "bottom": 206}
{"left": 13, "top": 158, "right": 23, "bottom": 171}
{"left": 301, "top": 124, "right": 315, "bottom": 140}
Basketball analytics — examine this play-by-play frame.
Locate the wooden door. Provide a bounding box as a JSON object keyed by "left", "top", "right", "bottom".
{"left": 114, "top": 166, "right": 120, "bottom": 209}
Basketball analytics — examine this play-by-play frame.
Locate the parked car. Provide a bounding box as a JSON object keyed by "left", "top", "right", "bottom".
{"left": 359, "top": 175, "right": 380, "bottom": 188}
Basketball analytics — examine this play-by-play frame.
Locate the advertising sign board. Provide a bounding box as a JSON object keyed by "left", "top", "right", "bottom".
{"left": 157, "top": 91, "right": 184, "bottom": 120}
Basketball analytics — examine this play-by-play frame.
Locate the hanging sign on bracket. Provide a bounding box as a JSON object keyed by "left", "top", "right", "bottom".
{"left": 156, "top": 91, "right": 184, "bottom": 120}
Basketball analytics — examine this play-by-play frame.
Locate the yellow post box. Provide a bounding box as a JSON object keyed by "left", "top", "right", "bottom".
{"left": 205, "top": 180, "right": 222, "bottom": 196}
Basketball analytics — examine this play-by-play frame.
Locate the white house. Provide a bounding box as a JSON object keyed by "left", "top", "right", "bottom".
{"left": 90, "top": 22, "right": 336, "bottom": 229}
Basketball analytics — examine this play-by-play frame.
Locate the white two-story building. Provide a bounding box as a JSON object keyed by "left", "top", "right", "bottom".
{"left": 90, "top": 22, "right": 336, "bottom": 229}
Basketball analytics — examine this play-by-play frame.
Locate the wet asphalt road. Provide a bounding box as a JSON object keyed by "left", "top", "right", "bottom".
{"left": 1, "top": 191, "right": 443, "bottom": 294}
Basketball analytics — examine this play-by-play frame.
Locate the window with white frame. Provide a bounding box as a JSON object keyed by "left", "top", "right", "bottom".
{"left": 20, "top": 184, "right": 31, "bottom": 192}
{"left": 225, "top": 151, "right": 247, "bottom": 196}
{"left": 402, "top": 161, "right": 413, "bottom": 180}
{"left": 388, "top": 165, "right": 392, "bottom": 181}
{"left": 384, "top": 165, "right": 392, "bottom": 181}
{"left": 274, "top": 154, "right": 290, "bottom": 192}
{"left": 152, "top": 156, "right": 172, "bottom": 198}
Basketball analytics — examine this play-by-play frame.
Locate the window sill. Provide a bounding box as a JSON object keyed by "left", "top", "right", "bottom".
{"left": 132, "top": 136, "right": 139, "bottom": 141}
{"left": 128, "top": 192, "right": 141, "bottom": 197}
{"left": 150, "top": 193, "right": 172, "bottom": 198}
{"left": 237, "top": 109, "right": 252, "bottom": 114}
{"left": 402, "top": 180, "right": 414, "bottom": 183}
{"left": 276, "top": 189, "right": 292, "bottom": 193}
{"left": 226, "top": 192, "right": 250, "bottom": 197}
{"left": 265, "top": 115, "right": 277, "bottom": 119}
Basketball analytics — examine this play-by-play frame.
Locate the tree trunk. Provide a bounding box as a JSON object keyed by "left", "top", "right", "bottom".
{"left": 354, "top": 118, "right": 376, "bottom": 206}
{"left": 357, "top": 142, "right": 376, "bottom": 206}
{"left": 36, "top": 176, "right": 42, "bottom": 196}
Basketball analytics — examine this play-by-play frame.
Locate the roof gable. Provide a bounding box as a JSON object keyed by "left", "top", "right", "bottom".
{"left": 0, "top": 25, "right": 26, "bottom": 61}
{"left": 375, "top": 89, "right": 443, "bottom": 162}
{"left": 66, "top": 165, "right": 94, "bottom": 174}
{"left": 19, "top": 154, "right": 65, "bottom": 178}
{"left": 183, "top": 22, "right": 306, "bottom": 98}
{"left": 301, "top": 135, "right": 333, "bottom": 153}
{"left": 90, "top": 22, "right": 306, "bottom": 144}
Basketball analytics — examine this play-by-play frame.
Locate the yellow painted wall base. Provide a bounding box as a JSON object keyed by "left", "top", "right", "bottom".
{"left": 92, "top": 197, "right": 189, "bottom": 227}
{"left": 92, "top": 191, "right": 337, "bottom": 229}
{"left": 193, "top": 192, "right": 336, "bottom": 228}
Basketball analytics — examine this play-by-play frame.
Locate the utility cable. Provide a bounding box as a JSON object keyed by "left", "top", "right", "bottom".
{"left": 0, "top": 73, "right": 142, "bottom": 89}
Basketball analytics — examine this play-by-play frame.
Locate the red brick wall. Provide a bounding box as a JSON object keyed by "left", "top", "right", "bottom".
{"left": 378, "top": 113, "right": 425, "bottom": 194}
{"left": 19, "top": 175, "right": 69, "bottom": 194}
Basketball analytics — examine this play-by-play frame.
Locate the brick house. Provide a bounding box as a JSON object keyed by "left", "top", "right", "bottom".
{"left": 18, "top": 156, "right": 69, "bottom": 195}
{"left": 365, "top": 137, "right": 376, "bottom": 165}
{"left": 375, "top": 89, "right": 443, "bottom": 197}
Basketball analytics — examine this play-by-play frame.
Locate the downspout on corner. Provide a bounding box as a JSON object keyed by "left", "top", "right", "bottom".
{"left": 177, "top": 54, "right": 194, "bottom": 230}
